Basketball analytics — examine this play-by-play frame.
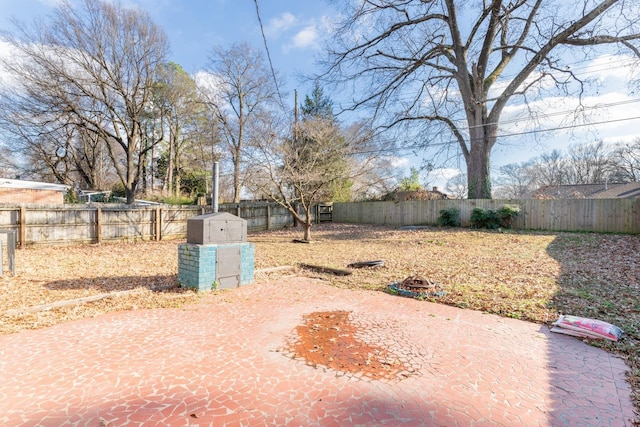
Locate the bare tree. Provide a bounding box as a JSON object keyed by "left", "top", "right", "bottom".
{"left": 349, "top": 145, "right": 401, "bottom": 201}
{"left": 445, "top": 173, "right": 468, "bottom": 199}
{"left": 64, "top": 126, "right": 115, "bottom": 190}
{"left": 185, "top": 108, "right": 222, "bottom": 197}
{"left": 203, "top": 43, "right": 281, "bottom": 203}
{"left": 0, "top": 99, "right": 114, "bottom": 189}
{"left": 0, "top": 144, "right": 19, "bottom": 178}
{"left": 152, "top": 62, "right": 206, "bottom": 197}
{"left": 0, "top": 0, "right": 169, "bottom": 203}
{"left": 610, "top": 138, "right": 640, "bottom": 182}
{"left": 494, "top": 161, "right": 542, "bottom": 198}
{"left": 321, "top": 0, "right": 640, "bottom": 198}
{"left": 566, "top": 140, "right": 613, "bottom": 184}
{"left": 495, "top": 139, "right": 636, "bottom": 197}
{"left": 528, "top": 150, "right": 570, "bottom": 187}
{"left": 248, "top": 117, "right": 380, "bottom": 241}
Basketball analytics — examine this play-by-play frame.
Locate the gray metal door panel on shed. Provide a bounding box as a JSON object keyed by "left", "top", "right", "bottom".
{"left": 216, "top": 245, "right": 241, "bottom": 288}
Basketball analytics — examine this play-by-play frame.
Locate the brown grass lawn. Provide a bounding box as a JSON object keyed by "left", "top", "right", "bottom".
{"left": 0, "top": 223, "right": 638, "bottom": 416}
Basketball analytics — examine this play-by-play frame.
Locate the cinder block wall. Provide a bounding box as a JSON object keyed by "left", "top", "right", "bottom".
{"left": 239, "top": 243, "right": 255, "bottom": 285}
{"left": 178, "top": 242, "right": 255, "bottom": 291}
{"left": 178, "top": 244, "right": 217, "bottom": 291}
{"left": 0, "top": 189, "right": 64, "bottom": 204}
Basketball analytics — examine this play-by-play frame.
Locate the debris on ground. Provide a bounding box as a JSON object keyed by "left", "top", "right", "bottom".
{"left": 399, "top": 225, "right": 433, "bottom": 231}
{"left": 388, "top": 275, "right": 446, "bottom": 298}
{"left": 347, "top": 260, "right": 384, "bottom": 269}
{"left": 551, "top": 315, "right": 624, "bottom": 341}
{"left": 299, "top": 263, "right": 352, "bottom": 276}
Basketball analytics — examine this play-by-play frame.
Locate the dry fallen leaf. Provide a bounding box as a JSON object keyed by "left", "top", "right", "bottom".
{"left": 0, "top": 224, "right": 637, "bottom": 417}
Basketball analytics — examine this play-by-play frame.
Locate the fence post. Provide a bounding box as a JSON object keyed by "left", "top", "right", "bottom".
{"left": 155, "top": 206, "right": 162, "bottom": 241}
{"left": 266, "top": 204, "right": 271, "bottom": 230}
{"left": 96, "top": 207, "right": 102, "bottom": 244}
{"left": 19, "top": 206, "right": 26, "bottom": 248}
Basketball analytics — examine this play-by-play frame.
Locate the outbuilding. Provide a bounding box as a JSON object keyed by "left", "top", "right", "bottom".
{"left": 0, "top": 178, "right": 70, "bottom": 205}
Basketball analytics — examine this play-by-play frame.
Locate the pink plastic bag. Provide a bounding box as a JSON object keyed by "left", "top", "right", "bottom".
{"left": 552, "top": 315, "right": 623, "bottom": 341}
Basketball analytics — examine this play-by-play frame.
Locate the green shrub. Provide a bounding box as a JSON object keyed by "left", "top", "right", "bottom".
{"left": 470, "top": 207, "right": 499, "bottom": 229}
{"left": 470, "top": 205, "right": 520, "bottom": 229}
{"left": 496, "top": 204, "right": 520, "bottom": 228}
{"left": 162, "top": 195, "right": 196, "bottom": 205}
{"left": 438, "top": 207, "right": 461, "bottom": 227}
{"left": 111, "top": 182, "right": 126, "bottom": 198}
{"left": 64, "top": 189, "right": 79, "bottom": 204}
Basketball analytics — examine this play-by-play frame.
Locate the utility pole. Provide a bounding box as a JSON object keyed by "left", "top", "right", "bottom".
{"left": 294, "top": 89, "right": 299, "bottom": 142}
{"left": 212, "top": 161, "right": 219, "bottom": 213}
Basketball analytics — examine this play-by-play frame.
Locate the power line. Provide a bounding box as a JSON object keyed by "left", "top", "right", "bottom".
{"left": 379, "top": 57, "right": 637, "bottom": 106}
{"left": 498, "top": 114, "right": 640, "bottom": 139}
{"left": 493, "top": 56, "right": 636, "bottom": 82}
{"left": 464, "top": 97, "right": 640, "bottom": 130}
{"left": 252, "top": 0, "right": 287, "bottom": 114}
{"left": 346, "top": 115, "right": 640, "bottom": 157}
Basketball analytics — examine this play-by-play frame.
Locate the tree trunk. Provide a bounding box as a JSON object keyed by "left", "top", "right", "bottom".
{"left": 466, "top": 120, "right": 496, "bottom": 199}
{"left": 303, "top": 220, "right": 312, "bottom": 241}
{"left": 467, "top": 145, "right": 492, "bottom": 199}
{"left": 286, "top": 203, "right": 312, "bottom": 241}
{"left": 150, "top": 144, "right": 155, "bottom": 192}
{"left": 126, "top": 148, "right": 137, "bottom": 204}
{"left": 126, "top": 185, "right": 136, "bottom": 204}
{"left": 233, "top": 149, "right": 241, "bottom": 203}
{"left": 301, "top": 203, "right": 313, "bottom": 241}
{"left": 167, "top": 138, "right": 174, "bottom": 196}
{"left": 141, "top": 149, "right": 148, "bottom": 193}
{"left": 174, "top": 166, "right": 181, "bottom": 197}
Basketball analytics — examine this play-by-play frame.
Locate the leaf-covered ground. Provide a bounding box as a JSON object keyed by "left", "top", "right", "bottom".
{"left": 0, "top": 223, "right": 638, "bottom": 418}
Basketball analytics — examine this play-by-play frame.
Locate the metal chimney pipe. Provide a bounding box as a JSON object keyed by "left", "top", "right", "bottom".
{"left": 212, "top": 161, "right": 219, "bottom": 213}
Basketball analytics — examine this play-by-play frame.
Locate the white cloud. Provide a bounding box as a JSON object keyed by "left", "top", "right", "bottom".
{"left": 390, "top": 156, "right": 409, "bottom": 168}
{"left": 289, "top": 24, "right": 319, "bottom": 50}
{"left": 0, "top": 40, "right": 24, "bottom": 89}
{"left": 586, "top": 54, "right": 636, "bottom": 86}
{"left": 602, "top": 133, "right": 638, "bottom": 145}
{"left": 278, "top": 14, "right": 337, "bottom": 53}
{"left": 427, "top": 168, "right": 462, "bottom": 193}
{"left": 431, "top": 168, "right": 461, "bottom": 181}
{"left": 265, "top": 12, "right": 297, "bottom": 37}
{"left": 194, "top": 70, "right": 225, "bottom": 105}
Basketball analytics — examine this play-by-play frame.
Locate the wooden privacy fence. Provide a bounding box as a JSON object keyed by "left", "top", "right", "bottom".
{"left": 0, "top": 202, "right": 308, "bottom": 247}
{"left": 333, "top": 199, "right": 640, "bottom": 234}
{"left": 3, "top": 198, "right": 635, "bottom": 247}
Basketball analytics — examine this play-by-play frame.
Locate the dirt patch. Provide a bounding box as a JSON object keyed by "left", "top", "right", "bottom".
{"left": 283, "top": 310, "right": 423, "bottom": 381}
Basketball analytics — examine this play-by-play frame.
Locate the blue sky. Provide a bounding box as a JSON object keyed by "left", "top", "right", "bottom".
{"left": 1, "top": 0, "right": 639, "bottom": 191}
{"left": 0, "top": 0, "right": 332, "bottom": 90}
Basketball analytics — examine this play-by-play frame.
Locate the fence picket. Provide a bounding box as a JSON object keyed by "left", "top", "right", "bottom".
{"left": 333, "top": 199, "right": 639, "bottom": 234}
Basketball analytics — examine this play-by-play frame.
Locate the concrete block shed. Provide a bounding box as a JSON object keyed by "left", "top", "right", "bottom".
{"left": 178, "top": 212, "right": 254, "bottom": 291}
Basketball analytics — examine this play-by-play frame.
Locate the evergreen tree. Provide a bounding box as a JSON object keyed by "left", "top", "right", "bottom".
{"left": 301, "top": 83, "right": 334, "bottom": 120}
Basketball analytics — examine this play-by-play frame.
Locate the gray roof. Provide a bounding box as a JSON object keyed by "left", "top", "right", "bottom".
{"left": 0, "top": 178, "right": 70, "bottom": 192}
{"left": 530, "top": 183, "right": 640, "bottom": 199}
{"left": 591, "top": 182, "right": 640, "bottom": 199}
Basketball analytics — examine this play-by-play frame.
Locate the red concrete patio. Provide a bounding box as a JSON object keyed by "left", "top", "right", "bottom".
{"left": 0, "top": 278, "right": 635, "bottom": 426}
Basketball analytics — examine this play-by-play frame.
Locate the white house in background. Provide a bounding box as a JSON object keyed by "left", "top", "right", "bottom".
{"left": 0, "top": 178, "right": 70, "bottom": 205}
